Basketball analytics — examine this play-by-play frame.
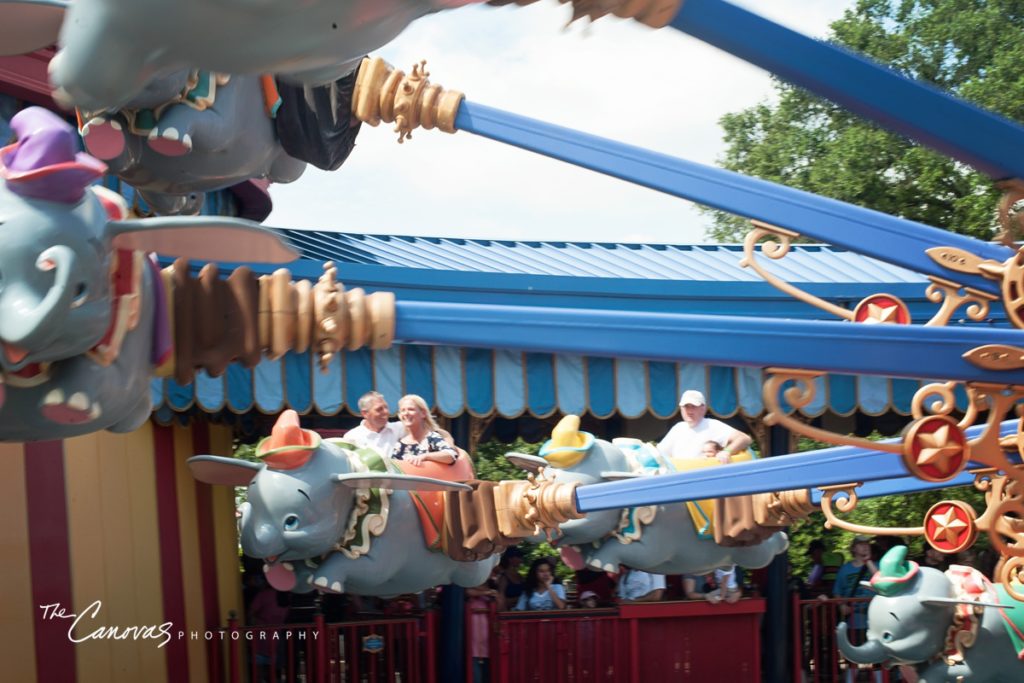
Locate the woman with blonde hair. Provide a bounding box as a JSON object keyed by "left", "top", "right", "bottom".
{"left": 391, "top": 394, "right": 459, "bottom": 466}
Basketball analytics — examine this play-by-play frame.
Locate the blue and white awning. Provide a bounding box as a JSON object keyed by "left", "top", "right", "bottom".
{"left": 153, "top": 344, "right": 943, "bottom": 420}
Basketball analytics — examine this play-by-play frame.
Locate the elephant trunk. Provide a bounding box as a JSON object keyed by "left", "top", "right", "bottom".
{"left": 836, "top": 623, "right": 888, "bottom": 666}
{"left": 1, "top": 245, "right": 78, "bottom": 348}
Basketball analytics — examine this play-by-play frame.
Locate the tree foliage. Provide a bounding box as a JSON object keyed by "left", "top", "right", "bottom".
{"left": 706, "top": 0, "right": 1024, "bottom": 242}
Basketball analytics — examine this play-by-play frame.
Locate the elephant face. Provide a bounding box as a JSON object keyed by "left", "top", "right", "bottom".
{"left": 239, "top": 448, "right": 356, "bottom": 561}
{"left": 0, "top": 183, "right": 113, "bottom": 369}
{"left": 837, "top": 549, "right": 957, "bottom": 667}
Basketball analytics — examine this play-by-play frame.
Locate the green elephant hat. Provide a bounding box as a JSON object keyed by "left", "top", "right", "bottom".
{"left": 869, "top": 545, "right": 920, "bottom": 597}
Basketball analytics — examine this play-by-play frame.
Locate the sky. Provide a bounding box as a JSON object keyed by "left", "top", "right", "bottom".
{"left": 266, "top": 0, "right": 856, "bottom": 245}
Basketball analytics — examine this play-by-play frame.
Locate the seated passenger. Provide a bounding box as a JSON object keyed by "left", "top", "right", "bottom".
{"left": 391, "top": 394, "right": 459, "bottom": 466}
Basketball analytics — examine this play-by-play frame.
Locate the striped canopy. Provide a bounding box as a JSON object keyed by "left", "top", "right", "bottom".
{"left": 152, "top": 345, "right": 948, "bottom": 420}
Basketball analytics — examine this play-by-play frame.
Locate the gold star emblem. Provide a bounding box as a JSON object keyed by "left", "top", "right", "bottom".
{"left": 930, "top": 506, "right": 968, "bottom": 545}
{"left": 863, "top": 301, "right": 899, "bottom": 324}
{"left": 915, "top": 425, "right": 962, "bottom": 474}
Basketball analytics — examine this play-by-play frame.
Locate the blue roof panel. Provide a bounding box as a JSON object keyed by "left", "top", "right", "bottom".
{"left": 273, "top": 229, "right": 927, "bottom": 284}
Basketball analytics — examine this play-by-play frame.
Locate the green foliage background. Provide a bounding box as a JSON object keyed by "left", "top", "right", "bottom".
{"left": 705, "top": 0, "right": 1024, "bottom": 242}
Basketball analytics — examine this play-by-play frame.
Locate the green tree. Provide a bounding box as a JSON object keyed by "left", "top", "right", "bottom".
{"left": 706, "top": 0, "right": 1024, "bottom": 242}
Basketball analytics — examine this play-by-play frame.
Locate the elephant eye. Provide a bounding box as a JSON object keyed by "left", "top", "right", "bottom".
{"left": 70, "top": 282, "right": 88, "bottom": 308}
{"left": 881, "top": 631, "right": 894, "bottom": 642}
{"left": 283, "top": 515, "right": 300, "bottom": 531}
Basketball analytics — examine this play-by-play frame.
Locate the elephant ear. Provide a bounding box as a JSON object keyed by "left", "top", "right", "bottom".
{"left": 188, "top": 455, "right": 264, "bottom": 486}
{"left": 600, "top": 471, "right": 644, "bottom": 480}
{"left": 920, "top": 597, "right": 1015, "bottom": 609}
{"left": 0, "top": 0, "right": 67, "bottom": 57}
{"left": 506, "top": 453, "right": 547, "bottom": 473}
{"left": 332, "top": 472, "right": 471, "bottom": 492}
{"left": 106, "top": 217, "right": 298, "bottom": 263}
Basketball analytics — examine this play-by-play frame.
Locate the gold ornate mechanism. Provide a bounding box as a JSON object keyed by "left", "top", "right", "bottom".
{"left": 743, "top": 221, "right": 1007, "bottom": 327}
{"left": 163, "top": 260, "right": 396, "bottom": 382}
{"left": 818, "top": 484, "right": 925, "bottom": 537}
{"left": 492, "top": 467, "right": 583, "bottom": 540}
{"left": 762, "top": 369, "right": 902, "bottom": 455}
{"left": 765, "top": 365, "right": 1024, "bottom": 595}
{"left": 487, "top": 0, "right": 684, "bottom": 28}
{"left": 352, "top": 57, "right": 464, "bottom": 143}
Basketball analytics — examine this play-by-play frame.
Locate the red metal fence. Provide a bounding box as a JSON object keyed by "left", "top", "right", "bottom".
{"left": 474, "top": 599, "right": 765, "bottom": 683}
{"left": 791, "top": 595, "right": 893, "bottom": 683}
{"left": 222, "top": 611, "right": 436, "bottom": 683}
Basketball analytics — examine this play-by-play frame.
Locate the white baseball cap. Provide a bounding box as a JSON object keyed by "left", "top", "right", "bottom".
{"left": 679, "top": 390, "right": 706, "bottom": 407}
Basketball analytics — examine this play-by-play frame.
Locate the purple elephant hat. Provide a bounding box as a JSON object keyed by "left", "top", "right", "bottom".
{"left": 0, "top": 106, "right": 106, "bottom": 203}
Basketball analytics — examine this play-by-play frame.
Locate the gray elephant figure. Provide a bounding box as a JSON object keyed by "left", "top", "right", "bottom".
{"left": 188, "top": 410, "right": 498, "bottom": 595}
{"left": 508, "top": 416, "right": 788, "bottom": 575}
{"left": 0, "top": 0, "right": 484, "bottom": 111}
{"left": 78, "top": 71, "right": 306, "bottom": 215}
{"left": 0, "top": 106, "right": 296, "bottom": 441}
{"left": 838, "top": 546, "right": 1024, "bottom": 682}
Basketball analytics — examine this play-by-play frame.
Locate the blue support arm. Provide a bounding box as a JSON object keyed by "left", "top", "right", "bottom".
{"left": 667, "top": 0, "right": 1024, "bottom": 181}
{"left": 395, "top": 300, "right": 1024, "bottom": 383}
{"left": 574, "top": 421, "right": 1016, "bottom": 512}
{"left": 455, "top": 102, "right": 1012, "bottom": 294}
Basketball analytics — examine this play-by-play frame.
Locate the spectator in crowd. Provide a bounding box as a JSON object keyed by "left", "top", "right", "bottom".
{"left": 467, "top": 566, "right": 501, "bottom": 683}
{"left": 514, "top": 558, "right": 567, "bottom": 611}
{"left": 617, "top": 565, "right": 665, "bottom": 603}
{"left": 343, "top": 391, "right": 403, "bottom": 457}
{"left": 391, "top": 394, "right": 459, "bottom": 466}
{"left": 496, "top": 546, "right": 525, "bottom": 611}
{"left": 682, "top": 572, "right": 717, "bottom": 601}
{"left": 658, "top": 390, "right": 752, "bottom": 461}
{"left": 713, "top": 566, "right": 742, "bottom": 603}
{"left": 574, "top": 567, "right": 617, "bottom": 606}
{"left": 578, "top": 591, "right": 601, "bottom": 609}
{"left": 805, "top": 538, "right": 843, "bottom": 597}
{"left": 920, "top": 546, "right": 951, "bottom": 573}
{"left": 832, "top": 536, "right": 878, "bottom": 631}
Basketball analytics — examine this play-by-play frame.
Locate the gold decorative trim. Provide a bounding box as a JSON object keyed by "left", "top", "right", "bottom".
{"left": 963, "top": 344, "right": 1024, "bottom": 371}
{"left": 752, "top": 488, "right": 814, "bottom": 527}
{"left": 924, "top": 277, "right": 995, "bottom": 327}
{"left": 352, "top": 57, "right": 464, "bottom": 142}
{"left": 763, "top": 369, "right": 901, "bottom": 454}
{"left": 924, "top": 247, "right": 994, "bottom": 277}
{"left": 922, "top": 500, "right": 978, "bottom": 554}
{"left": 740, "top": 222, "right": 853, "bottom": 321}
{"left": 818, "top": 484, "right": 924, "bottom": 537}
{"left": 901, "top": 415, "right": 970, "bottom": 483}
{"left": 493, "top": 467, "right": 583, "bottom": 540}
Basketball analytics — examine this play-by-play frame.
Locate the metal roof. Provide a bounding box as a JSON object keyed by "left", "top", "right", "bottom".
{"left": 273, "top": 229, "right": 926, "bottom": 284}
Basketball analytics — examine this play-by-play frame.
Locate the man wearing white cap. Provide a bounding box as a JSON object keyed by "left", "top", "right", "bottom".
{"left": 657, "top": 389, "right": 752, "bottom": 461}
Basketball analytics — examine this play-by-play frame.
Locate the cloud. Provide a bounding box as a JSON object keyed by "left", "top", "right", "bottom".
{"left": 267, "top": 1, "right": 854, "bottom": 244}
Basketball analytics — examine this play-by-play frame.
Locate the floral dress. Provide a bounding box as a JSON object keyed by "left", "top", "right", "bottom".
{"left": 391, "top": 431, "right": 456, "bottom": 463}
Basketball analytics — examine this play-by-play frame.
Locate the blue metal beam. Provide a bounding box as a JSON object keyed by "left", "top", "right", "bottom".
{"left": 395, "top": 300, "right": 1024, "bottom": 383}
{"left": 574, "top": 421, "right": 1016, "bottom": 512}
{"left": 454, "top": 103, "right": 1011, "bottom": 295}
{"left": 668, "top": 0, "right": 1024, "bottom": 182}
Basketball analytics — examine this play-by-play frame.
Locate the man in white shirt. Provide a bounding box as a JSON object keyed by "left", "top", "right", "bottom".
{"left": 342, "top": 391, "right": 403, "bottom": 457}
{"left": 616, "top": 566, "right": 666, "bottom": 603}
{"left": 657, "top": 390, "right": 752, "bottom": 461}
